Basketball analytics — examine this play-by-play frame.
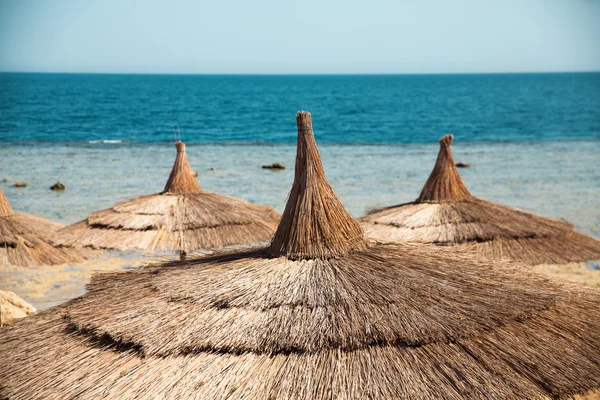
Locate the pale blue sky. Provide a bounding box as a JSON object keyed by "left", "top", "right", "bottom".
{"left": 0, "top": 0, "right": 599, "bottom": 74}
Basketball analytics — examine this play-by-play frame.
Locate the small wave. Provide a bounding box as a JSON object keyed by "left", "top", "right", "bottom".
{"left": 88, "top": 140, "right": 124, "bottom": 144}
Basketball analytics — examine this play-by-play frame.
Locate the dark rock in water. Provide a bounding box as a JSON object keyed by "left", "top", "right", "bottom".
{"left": 208, "top": 167, "right": 215, "bottom": 171}
{"left": 455, "top": 162, "right": 470, "bottom": 168}
{"left": 50, "top": 182, "right": 66, "bottom": 191}
{"left": 13, "top": 182, "right": 27, "bottom": 188}
{"left": 1, "top": 178, "right": 7, "bottom": 182}
{"left": 262, "top": 163, "right": 286, "bottom": 170}
{"left": 192, "top": 171, "right": 199, "bottom": 177}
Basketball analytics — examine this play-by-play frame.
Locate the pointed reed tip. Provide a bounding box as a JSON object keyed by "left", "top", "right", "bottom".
{"left": 439, "top": 134, "right": 454, "bottom": 146}
{"left": 416, "top": 132, "right": 471, "bottom": 203}
{"left": 174, "top": 141, "right": 186, "bottom": 153}
{"left": 296, "top": 111, "right": 313, "bottom": 133}
{"left": 268, "top": 111, "right": 367, "bottom": 259}
{"left": 0, "top": 187, "right": 14, "bottom": 217}
{"left": 162, "top": 140, "right": 201, "bottom": 194}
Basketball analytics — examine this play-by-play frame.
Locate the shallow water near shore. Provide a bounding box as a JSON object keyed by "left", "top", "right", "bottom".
{"left": 1, "top": 139, "right": 599, "bottom": 309}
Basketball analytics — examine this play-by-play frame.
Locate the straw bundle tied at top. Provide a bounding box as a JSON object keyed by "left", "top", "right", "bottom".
{"left": 1, "top": 111, "right": 599, "bottom": 400}
{"left": 416, "top": 134, "right": 473, "bottom": 203}
{"left": 0, "top": 188, "right": 13, "bottom": 218}
{"left": 360, "top": 134, "right": 600, "bottom": 266}
{"left": 0, "top": 187, "right": 98, "bottom": 267}
{"left": 268, "top": 111, "right": 367, "bottom": 260}
{"left": 162, "top": 141, "right": 202, "bottom": 195}
{"left": 53, "top": 141, "right": 280, "bottom": 254}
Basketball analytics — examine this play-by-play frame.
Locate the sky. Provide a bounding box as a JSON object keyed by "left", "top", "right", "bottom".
{"left": 0, "top": 0, "right": 599, "bottom": 74}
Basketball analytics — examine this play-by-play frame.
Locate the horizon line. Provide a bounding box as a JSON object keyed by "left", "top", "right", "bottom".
{"left": 1, "top": 70, "right": 599, "bottom": 76}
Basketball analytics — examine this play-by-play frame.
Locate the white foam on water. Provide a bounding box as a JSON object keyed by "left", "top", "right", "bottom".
{"left": 88, "top": 139, "right": 123, "bottom": 144}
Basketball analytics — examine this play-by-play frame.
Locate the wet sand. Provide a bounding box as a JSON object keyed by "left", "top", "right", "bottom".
{"left": 531, "top": 262, "right": 600, "bottom": 288}
{"left": 0, "top": 253, "right": 144, "bottom": 311}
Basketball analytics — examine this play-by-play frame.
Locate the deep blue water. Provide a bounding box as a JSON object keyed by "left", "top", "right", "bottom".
{"left": 1, "top": 73, "right": 599, "bottom": 143}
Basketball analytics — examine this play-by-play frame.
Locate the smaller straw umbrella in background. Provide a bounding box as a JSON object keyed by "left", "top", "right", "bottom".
{"left": 53, "top": 141, "right": 280, "bottom": 259}
{"left": 0, "top": 187, "right": 99, "bottom": 267}
{"left": 360, "top": 134, "right": 600, "bottom": 269}
{"left": 1, "top": 112, "right": 599, "bottom": 399}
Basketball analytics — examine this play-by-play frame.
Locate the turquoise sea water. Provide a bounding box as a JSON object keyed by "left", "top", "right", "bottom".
{"left": 1, "top": 73, "right": 599, "bottom": 143}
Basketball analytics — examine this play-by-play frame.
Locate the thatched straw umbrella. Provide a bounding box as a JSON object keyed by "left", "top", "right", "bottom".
{"left": 1, "top": 112, "right": 600, "bottom": 399}
{"left": 0, "top": 187, "right": 98, "bottom": 267}
{"left": 53, "top": 141, "right": 280, "bottom": 259}
{"left": 360, "top": 134, "right": 600, "bottom": 267}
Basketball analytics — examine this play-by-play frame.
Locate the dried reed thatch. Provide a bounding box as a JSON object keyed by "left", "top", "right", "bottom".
{"left": 0, "top": 290, "right": 35, "bottom": 326}
{"left": 0, "top": 187, "right": 98, "bottom": 267}
{"left": 53, "top": 141, "right": 280, "bottom": 256}
{"left": 360, "top": 134, "right": 600, "bottom": 266}
{"left": 1, "top": 113, "right": 600, "bottom": 399}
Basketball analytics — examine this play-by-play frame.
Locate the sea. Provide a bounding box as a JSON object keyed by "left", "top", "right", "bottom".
{"left": 1, "top": 72, "right": 599, "bottom": 308}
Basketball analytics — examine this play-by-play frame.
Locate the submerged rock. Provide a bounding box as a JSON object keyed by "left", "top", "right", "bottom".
{"left": 50, "top": 182, "right": 66, "bottom": 191}
{"left": 0, "top": 290, "right": 36, "bottom": 326}
{"left": 262, "top": 163, "right": 286, "bottom": 170}
{"left": 1, "top": 178, "right": 7, "bottom": 183}
{"left": 455, "top": 162, "right": 470, "bottom": 168}
{"left": 13, "top": 182, "right": 27, "bottom": 188}
{"left": 192, "top": 171, "right": 199, "bottom": 177}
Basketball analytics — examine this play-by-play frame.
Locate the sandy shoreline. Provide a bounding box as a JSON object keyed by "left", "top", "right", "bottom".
{"left": 0, "top": 253, "right": 145, "bottom": 311}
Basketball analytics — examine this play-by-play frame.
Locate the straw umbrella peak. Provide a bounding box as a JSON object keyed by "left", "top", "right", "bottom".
{"left": 269, "top": 111, "right": 367, "bottom": 259}
{"left": 0, "top": 187, "right": 14, "bottom": 218}
{"left": 416, "top": 134, "right": 472, "bottom": 203}
{"left": 162, "top": 141, "right": 202, "bottom": 195}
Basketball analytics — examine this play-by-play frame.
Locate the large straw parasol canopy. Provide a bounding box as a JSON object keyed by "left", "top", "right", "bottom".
{"left": 1, "top": 113, "right": 600, "bottom": 399}
{"left": 0, "top": 187, "right": 98, "bottom": 267}
{"left": 53, "top": 141, "right": 280, "bottom": 256}
{"left": 360, "top": 134, "right": 600, "bottom": 266}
